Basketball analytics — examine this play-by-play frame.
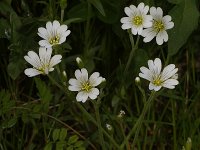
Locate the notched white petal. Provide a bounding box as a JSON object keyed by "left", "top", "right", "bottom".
{"left": 24, "top": 68, "right": 41, "bottom": 77}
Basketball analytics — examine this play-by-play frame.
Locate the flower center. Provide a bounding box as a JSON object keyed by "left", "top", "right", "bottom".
{"left": 49, "top": 35, "right": 60, "bottom": 45}
{"left": 132, "top": 16, "right": 143, "bottom": 26}
{"left": 153, "top": 20, "right": 164, "bottom": 32}
{"left": 38, "top": 64, "right": 49, "bottom": 74}
{"left": 153, "top": 79, "right": 162, "bottom": 86}
{"left": 81, "top": 82, "right": 92, "bottom": 92}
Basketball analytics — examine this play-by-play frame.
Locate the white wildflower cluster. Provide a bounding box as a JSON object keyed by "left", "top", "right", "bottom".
{"left": 24, "top": 20, "right": 70, "bottom": 77}
{"left": 24, "top": 20, "right": 105, "bottom": 103}
{"left": 121, "top": 3, "right": 178, "bottom": 91}
{"left": 120, "top": 3, "right": 174, "bottom": 45}
{"left": 24, "top": 8, "right": 178, "bottom": 103}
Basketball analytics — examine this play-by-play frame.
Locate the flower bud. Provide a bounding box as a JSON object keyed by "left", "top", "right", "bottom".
{"left": 76, "top": 57, "right": 84, "bottom": 68}
{"left": 135, "top": 77, "right": 141, "bottom": 85}
{"left": 185, "top": 137, "right": 192, "bottom": 150}
{"left": 62, "top": 70, "right": 67, "bottom": 78}
{"left": 60, "top": 0, "right": 67, "bottom": 10}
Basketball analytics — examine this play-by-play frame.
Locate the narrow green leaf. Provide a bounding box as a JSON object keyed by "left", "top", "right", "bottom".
{"left": 67, "top": 2, "right": 94, "bottom": 21}
{"left": 96, "top": 0, "right": 121, "bottom": 24}
{"left": 167, "top": 0, "right": 182, "bottom": 4}
{"left": 2, "top": 116, "right": 17, "bottom": 129}
{"left": 168, "top": 0, "right": 199, "bottom": 56}
{"left": 88, "top": 0, "right": 105, "bottom": 16}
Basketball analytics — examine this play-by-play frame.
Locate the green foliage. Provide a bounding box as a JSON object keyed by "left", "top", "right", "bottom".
{"left": 168, "top": 0, "right": 199, "bottom": 56}
{"left": 44, "top": 128, "right": 85, "bottom": 150}
{"left": 88, "top": 0, "right": 105, "bottom": 16}
{"left": 0, "top": 90, "right": 17, "bottom": 129}
{"left": 35, "top": 78, "right": 53, "bottom": 113}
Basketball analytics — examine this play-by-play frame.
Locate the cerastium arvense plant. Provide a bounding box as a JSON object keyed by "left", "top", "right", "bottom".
{"left": 21, "top": 2, "right": 179, "bottom": 149}
{"left": 3, "top": 0, "right": 200, "bottom": 149}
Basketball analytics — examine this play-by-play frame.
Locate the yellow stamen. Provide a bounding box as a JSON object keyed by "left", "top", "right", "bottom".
{"left": 81, "top": 82, "right": 92, "bottom": 92}
{"left": 49, "top": 35, "right": 60, "bottom": 45}
{"left": 153, "top": 21, "right": 164, "bottom": 31}
{"left": 38, "top": 64, "right": 49, "bottom": 74}
{"left": 153, "top": 79, "right": 162, "bottom": 86}
{"left": 132, "top": 16, "right": 143, "bottom": 26}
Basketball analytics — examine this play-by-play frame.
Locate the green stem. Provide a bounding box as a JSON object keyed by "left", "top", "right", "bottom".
{"left": 137, "top": 84, "right": 147, "bottom": 104}
{"left": 61, "top": 9, "right": 64, "bottom": 23}
{"left": 93, "top": 100, "right": 106, "bottom": 150}
{"left": 125, "top": 33, "right": 140, "bottom": 73}
{"left": 119, "top": 121, "right": 129, "bottom": 150}
{"left": 47, "top": 75, "right": 120, "bottom": 148}
{"left": 120, "top": 91, "right": 156, "bottom": 149}
{"left": 171, "top": 99, "right": 177, "bottom": 150}
{"left": 132, "top": 91, "right": 156, "bottom": 147}
{"left": 76, "top": 102, "right": 120, "bottom": 148}
{"left": 47, "top": 75, "right": 64, "bottom": 92}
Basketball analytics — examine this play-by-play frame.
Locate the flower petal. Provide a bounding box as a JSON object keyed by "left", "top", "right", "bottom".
{"left": 68, "top": 84, "right": 81, "bottom": 91}
{"left": 149, "top": 82, "right": 162, "bottom": 91}
{"left": 38, "top": 27, "right": 49, "bottom": 40}
{"left": 39, "top": 47, "right": 52, "bottom": 65}
{"left": 76, "top": 91, "right": 89, "bottom": 102}
{"left": 161, "top": 64, "right": 178, "bottom": 81}
{"left": 24, "top": 68, "right": 41, "bottom": 77}
{"left": 39, "top": 40, "right": 51, "bottom": 48}
{"left": 53, "top": 20, "right": 60, "bottom": 30}
{"left": 120, "top": 17, "right": 131, "bottom": 23}
{"left": 49, "top": 55, "right": 62, "bottom": 67}
{"left": 142, "top": 28, "right": 157, "bottom": 43}
{"left": 124, "top": 7, "right": 132, "bottom": 16}
{"left": 165, "top": 22, "right": 174, "bottom": 30}
{"left": 121, "top": 23, "right": 132, "bottom": 30}
{"left": 162, "top": 79, "right": 179, "bottom": 89}
{"left": 88, "top": 88, "right": 99, "bottom": 99}
{"left": 163, "top": 15, "right": 172, "bottom": 23}
{"left": 137, "top": 3, "right": 145, "bottom": 12}
{"left": 154, "top": 58, "right": 162, "bottom": 75}
{"left": 75, "top": 68, "right": 88, "bottom": 83}
{"left": 139, "top": 67, "right": 152, "bottom": 81}
{"left": 89, "top": 72, "right": 103, "bottom": 86}
{"left": 24, "top": 51, "right": 41, "bottom": 68}
{"left": 156, "top": 31, "right": 164, "bottom": 45}
{"left": 69, "top": 78, "right": 81, "bottom": 86}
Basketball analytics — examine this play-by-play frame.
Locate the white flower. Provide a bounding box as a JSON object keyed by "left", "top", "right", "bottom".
{"left": 120, "top": 3, "right": 152, "bottom": 35}
{"left": 117, "top": 110, "right": 126, "bottom": 118}
{"left": 106, "top": 124, "right": 112, "bottom": 131}
{"left": 24, "top": 47, "right": 62, "bottom": 77}
{"left": 139, "top": 58, "right": 178, "bottom": 91}
{"left": 38, "top": 20, "right": 71, "bottom": 48}
{"left": 68, "top": 68, "right": 104, "bottom": 103}
{"left": 141, "top": 7, "right": 174, "bottom": 45}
